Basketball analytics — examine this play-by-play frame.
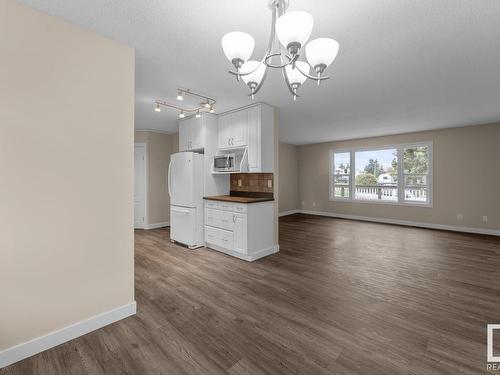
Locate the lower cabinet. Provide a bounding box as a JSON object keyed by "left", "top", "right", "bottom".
{"left": 204, "top": 200, "right": 276, "bottom": 261}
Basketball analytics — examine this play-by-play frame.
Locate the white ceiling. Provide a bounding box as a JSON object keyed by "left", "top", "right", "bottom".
{"left": 18, "top": 0, "right": 500, "bottom": 144}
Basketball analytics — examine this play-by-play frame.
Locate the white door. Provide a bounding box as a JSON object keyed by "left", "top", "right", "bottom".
{"left": 231, "top": 109, "right": 248, "bottom": 147}
{"left": 189, "top": 116, "right": 204, "bottom": 150}
{"left": 134, "top": 144, "right": 147, "bottom": 228}
{"left": 170, "top": 206, "right": 196, "bottom": 246}
{"left": 169, "top": 152, "right": 196, "bottom": 207}
{"left": 233, "top": 213, "right": 248, "bottom": 254}
{"left": 218, "top": 113, "right": 231, "bottom": 148}
{"left": 179, "top": 120, "right": 190, "bottom": 151}
{"left": 247, "top": 106, "right": 260, "bottom": 171}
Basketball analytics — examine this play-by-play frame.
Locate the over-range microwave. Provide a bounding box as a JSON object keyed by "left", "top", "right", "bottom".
{"left": 213, "top": 153, "right": 243, "bottom": 173}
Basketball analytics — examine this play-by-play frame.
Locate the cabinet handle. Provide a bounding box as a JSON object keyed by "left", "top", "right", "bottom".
{"left": 233, "top": 215, "right": 236, "bottom": 223}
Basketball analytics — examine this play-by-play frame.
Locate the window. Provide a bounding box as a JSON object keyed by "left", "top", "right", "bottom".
{"left": 331, "top": 152, "right": 351, "bottom": 199}
{"left": 329, "top": 142, "right": 432, "bottom": 206}
{"left": 403, "top": 145, "right": 430, "bottom": 203}
{"left": 355, "top": 148, "right": 398, "bottom": 202}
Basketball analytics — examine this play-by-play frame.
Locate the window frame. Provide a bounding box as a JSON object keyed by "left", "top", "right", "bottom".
{"left": 329, "top": 142, "right": 433, "bottom": 207}
{"left": 329, "top": 150, "right": 352, "bottom": 201}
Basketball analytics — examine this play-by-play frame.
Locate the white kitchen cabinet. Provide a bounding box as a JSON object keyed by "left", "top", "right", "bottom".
{"left": 218, "top": 110, "right": 248, "bottom": 149}
{"left": 204, "top": 200, "right": 276, "bottom": 261}
{"left": 232, "top": 213, "right": 248, "bottom": 254}
{"left": 218, "top": 104, "right": 274, "bottom": 172}
{"left": 179, "top": 115, "right": 205, "bottom": 151}
{"left": 247, "top": 104, "right": 274, "bottom": 173}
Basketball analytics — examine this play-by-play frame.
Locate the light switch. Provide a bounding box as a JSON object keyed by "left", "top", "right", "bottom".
{"left": 238, "top": 179, "right": 242, "bottom": 187}
{"left": 267, "top": 180, "right": 272, "bottom": 188}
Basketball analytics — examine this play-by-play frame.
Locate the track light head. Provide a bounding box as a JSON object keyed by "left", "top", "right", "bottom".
{"left": 178, "top": 111, "right": 185, "bottom": 119}
{"left": 195, "top": 110, "right": 201, "bottom": 118}
{"left": 176, "top": 90, "right": 184, "bottom": 101}
{"left": 154, "top": 103, "right": 161, "bottom": 112}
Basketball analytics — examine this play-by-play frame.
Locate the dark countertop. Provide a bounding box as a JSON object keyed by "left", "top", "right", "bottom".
{"left": 203, "top": 195, "right": 274, "bottom": 204}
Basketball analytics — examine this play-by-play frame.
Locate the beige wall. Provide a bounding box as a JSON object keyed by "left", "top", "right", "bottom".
{"left": 298, "top": 123, "right": 500, "bottom": 230}
{"left": 0, "top": 0, "right": 135, "bottom": 352}
{"left": 279, "top": 143, "right": 300, "bottom": 213}
{"left": 135, "top": 131, "right": 176, "bottom": 225}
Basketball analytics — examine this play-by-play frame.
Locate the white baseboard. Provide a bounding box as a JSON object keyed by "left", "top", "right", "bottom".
{"left": 205, "top": 243, "right": 279, "bottom": 262}
{"left": 0, "top": 301, "right": 136, "bottom": 369}
{"left": 145, "top": 221, "right": 169, "bottom": 230}
{"left": 279, "top": 210, "right": 301, "bottom": 217}
{"left": 249, "top": 245, "right": 280, "bottom": 261}
{"left": 299, "top": 210, "right": 500, "bottom": 236}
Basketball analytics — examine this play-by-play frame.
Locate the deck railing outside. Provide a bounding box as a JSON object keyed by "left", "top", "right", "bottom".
{"left": 334, "top": 184, "right": 427, "bottom": 202}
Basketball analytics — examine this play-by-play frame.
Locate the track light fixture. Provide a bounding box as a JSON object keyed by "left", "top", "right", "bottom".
{"left": 154, "top": 88, "right": 216, "bottom": 118}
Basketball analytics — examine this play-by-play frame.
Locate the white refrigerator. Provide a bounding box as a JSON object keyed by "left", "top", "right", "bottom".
{"left": 168, "top": 152, "right": 204, "bottom": 248}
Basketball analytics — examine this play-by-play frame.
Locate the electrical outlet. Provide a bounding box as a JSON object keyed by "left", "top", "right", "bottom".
{"left": 312, "top": 201, "right": 316, "bottom": 207}
{"left": 457, "top": 213, "right": 463, "bottom": 220}
{"left": 238, "top": 179, "right": 242, "bottom": 187}
{"left": 302, "top": 201, "right": 305, "bottom": 207}
{"left": 268, "top": 180, "right": 272, "bottom": 188}
{"left": 483, "top": 216, "right": 488, "bottom": 223}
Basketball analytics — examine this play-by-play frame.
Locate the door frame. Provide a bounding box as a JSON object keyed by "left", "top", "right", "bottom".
{"left": 134, "top": 142, "right": 148, "bottom": 229}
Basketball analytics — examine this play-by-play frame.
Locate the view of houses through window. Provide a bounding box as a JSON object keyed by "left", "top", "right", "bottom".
{"left": 331, "top": 143, "right": 432, "bottom": 205}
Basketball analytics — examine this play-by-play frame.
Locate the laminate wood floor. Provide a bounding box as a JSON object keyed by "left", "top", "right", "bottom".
{"left": 2, "top": 214, "right": 500, "bottom": 374}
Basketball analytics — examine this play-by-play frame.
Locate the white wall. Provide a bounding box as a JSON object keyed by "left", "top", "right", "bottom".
{"left": 298, "top": 123, "right": 500, "bottom": 231}
{"left": 0, "top": 0, "right": 135, "bottom": 359}
{"left": 278, "top": 143, "right": 300, "bottom": 213}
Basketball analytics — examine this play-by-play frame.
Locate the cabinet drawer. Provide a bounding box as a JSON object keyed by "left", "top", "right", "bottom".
{"left": 205, "top": 208, "right": 234, "bottom": 231}
{"left": 205, "top": 201, "right": 220, "bottom": 210}
{"left": 205, "top": 225, "right": 233, "bottom": 250}
{"left": 205, "top": 200, "right": 248, "bottom": 213}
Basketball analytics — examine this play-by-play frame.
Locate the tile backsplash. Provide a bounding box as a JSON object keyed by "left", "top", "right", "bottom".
{"left": 230, "top": 173, "right": 274, "bottom": 194}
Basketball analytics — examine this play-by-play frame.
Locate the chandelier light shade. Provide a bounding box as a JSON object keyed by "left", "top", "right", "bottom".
{"left": 221, "top": 32, "right": 255, "bottom": 64}
{"left": 285, "top": 61, "right": 310, "bottom": 86}
{"left": 276, "top": 11, "right": 314, "bottom": 51}
{"left": 241, "top": 61, "right": 266, "bottom": 85}
{"left": 306, "top": 38, "right": 340, "bottom": 70}
{"left": 222, "top": 0, "right": 339, "bottom": 100}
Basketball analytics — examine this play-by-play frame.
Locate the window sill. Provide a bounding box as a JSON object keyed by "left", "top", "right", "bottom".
{"left": 330, "top": 197, "right": 433, "bottom": 208}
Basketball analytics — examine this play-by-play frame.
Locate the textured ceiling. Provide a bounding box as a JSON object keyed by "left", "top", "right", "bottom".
{"left": 17, "top": 0, "right": 500, "bottom": 144}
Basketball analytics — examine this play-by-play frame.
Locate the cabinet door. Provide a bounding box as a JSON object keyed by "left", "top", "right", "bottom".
{"left": 233, "top": 213, "right": 248, "bottom": 254}
{"left": 247, "top": 105, "right": 260, "bottom": 171}
{"left": 231, "top": 109, "right": 248, "bottom": 147}
{"left": 189, "top": 116, "right": 204, "bottom": 150}
{"left": 179, "top": 119, "right": 190, "bottom": 151}
{"left": 218, "top": 113, "right": 231, "bottom": 149}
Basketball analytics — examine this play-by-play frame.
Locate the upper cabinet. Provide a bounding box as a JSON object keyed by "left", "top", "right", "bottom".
{"left": 218, "top": 104, "right": 274, "bottom": 173}
{"left": 179, "top": 115, "right": 205, "bottom": 151}
{"left": 218, "top": 110, "right": 247, "bottom": 149}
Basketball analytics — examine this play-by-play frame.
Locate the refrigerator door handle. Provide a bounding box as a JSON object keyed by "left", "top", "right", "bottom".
{"left": 167, "top": 160, "right": 172, "bottom": 198}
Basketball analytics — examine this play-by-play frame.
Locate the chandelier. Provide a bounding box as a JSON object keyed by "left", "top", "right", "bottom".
{"left": 221, "top": 0, "right": 339, "bottom": 101}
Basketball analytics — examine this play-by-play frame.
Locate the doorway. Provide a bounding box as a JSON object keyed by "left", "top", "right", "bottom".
{"left": 134, "top": 143, "right": 147, "bottom": 229}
